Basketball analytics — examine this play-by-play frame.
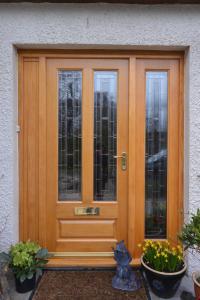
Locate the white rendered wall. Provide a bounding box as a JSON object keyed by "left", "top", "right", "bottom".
{"left": 0, "top": 3, "right": 199, "bottom": 272}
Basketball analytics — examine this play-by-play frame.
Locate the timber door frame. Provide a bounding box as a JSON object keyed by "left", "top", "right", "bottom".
{"left": 19, "top": 50, "right": 184, "bottom": 267}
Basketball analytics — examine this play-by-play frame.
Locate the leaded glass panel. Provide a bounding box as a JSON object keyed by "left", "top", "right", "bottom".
{"left": 94, "top": 71, "right": 117, "bottom": 201}
{"left": 58, "top": 71, "right": 82, "bottom": 201}
{"left": 145, "top": 71, "right": 168, "bottom": 238}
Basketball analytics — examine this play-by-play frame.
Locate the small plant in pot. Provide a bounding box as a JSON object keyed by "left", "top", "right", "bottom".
{"left": 179, "top": 208, "right": 200, "bottom": 299}
{"left": 139, "top": 240, "right": 186, "bottom": 299}
{"left": 0, "top": 241, "right": 51, "bottom": 293}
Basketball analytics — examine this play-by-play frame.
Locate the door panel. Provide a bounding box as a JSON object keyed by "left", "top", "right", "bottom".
{"left": 46, "top": 59, "right": 128, "bottom": 253}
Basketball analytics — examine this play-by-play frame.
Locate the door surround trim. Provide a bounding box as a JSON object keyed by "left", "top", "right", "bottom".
{"left": 18, "top": 50, "right": 184, "bottom": 267}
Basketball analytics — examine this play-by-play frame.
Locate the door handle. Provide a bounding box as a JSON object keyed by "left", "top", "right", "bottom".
{"left": 113, "top": 152, "right": 127, "bottom": 171}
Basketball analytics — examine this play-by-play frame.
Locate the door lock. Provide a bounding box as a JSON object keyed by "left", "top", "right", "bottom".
{"left": 113, "top": 152, "right": 127, "bottom": 171}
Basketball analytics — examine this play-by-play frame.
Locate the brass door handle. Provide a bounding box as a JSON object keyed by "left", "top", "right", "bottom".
{"left": 113, "top": 152, "right": 127, "bottom": 171}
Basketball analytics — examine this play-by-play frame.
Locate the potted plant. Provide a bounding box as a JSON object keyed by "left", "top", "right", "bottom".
{"left": 139, "top": 240, "right": 186, "bottom": 299}
{"left": 179, "top": 208, "right": 200, "bottom": 299}
{"left": 0, "top": 241, "right": 51, "bottom": 293}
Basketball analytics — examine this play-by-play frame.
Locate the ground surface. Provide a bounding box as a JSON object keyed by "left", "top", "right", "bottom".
{"left": 7, "top": 271, "right": 195, "bottom": 300}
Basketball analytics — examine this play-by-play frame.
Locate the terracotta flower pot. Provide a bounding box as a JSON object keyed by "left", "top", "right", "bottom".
{"left": 141, "top": 255, "right": 187, "bottom": 299}
{"left": 192, "top": 271, "right": 200, "bottom": 299}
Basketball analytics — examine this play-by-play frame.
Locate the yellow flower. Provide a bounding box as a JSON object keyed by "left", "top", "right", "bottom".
{"left": 177, "top": 245, "right": 183, "bottom": 253}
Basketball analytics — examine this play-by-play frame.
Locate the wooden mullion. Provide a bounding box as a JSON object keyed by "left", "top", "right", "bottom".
{"left": 178, "top": 58, "right": 184, "bottom": 231}
{"left": 82, "top": 67, "right": 94, "bottom": 204}
{"left": 19, "top": 54, "right": 25, "bottom": 241}
{"left": 135, "top": 59, "right": 146, "bottom": 257}
{"left": 128, "top": 56, "right": 136, "bottom": 257}
{"left": 38, "top": 56, "right": 47, "bottom": 247}
{"left": 167, "top": 60, "right": 180, "bottom": 244}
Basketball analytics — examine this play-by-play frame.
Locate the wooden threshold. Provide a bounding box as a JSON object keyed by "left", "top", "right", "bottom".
{"left": 47, "top": 257, "right": 141, "bottom": 268}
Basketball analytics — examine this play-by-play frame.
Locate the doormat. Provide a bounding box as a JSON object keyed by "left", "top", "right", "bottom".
{"left": 30, "top": 269, "right": 150, "bottom": 300}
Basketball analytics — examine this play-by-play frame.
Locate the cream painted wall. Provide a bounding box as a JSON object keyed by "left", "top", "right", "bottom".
{"left": 0, "top": 2, "right": 199, "bottom": 272}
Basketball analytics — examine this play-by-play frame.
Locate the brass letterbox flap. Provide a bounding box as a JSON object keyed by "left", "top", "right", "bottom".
{"left": 74, "top": 207, "right": 100, "bottom": 216}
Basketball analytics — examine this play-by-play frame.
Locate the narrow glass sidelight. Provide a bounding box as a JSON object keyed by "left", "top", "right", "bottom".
{"left": 58, "top": 71, "right": 82, "bottom": 201}
{"left": 94, "top": 71, "right": 117, "bottom": 201}
{"left": 145, "top": 71, "right": 168, "bottom": 238}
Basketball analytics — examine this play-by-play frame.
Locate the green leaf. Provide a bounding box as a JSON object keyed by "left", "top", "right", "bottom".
{"left": 35, "top": 248, "right": 49, "bottom": 259}
{"left": 0, "top": 252, "right": 10, "bottom": 263}
{"left": 3, "top": 241, "right": 51, "bottom": 280}
{"left": 179, "top": 208, "right": 200, "bottom": 249}
{"left": 20, "top": 274, "right": 26, "bottom": 283}
{"left": 27, "top": 272, "right": 34, "bottom": 279}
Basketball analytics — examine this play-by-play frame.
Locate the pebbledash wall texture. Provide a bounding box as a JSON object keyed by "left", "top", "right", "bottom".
{"left": 0, "top": 2, "right": 200, "bottom": 272}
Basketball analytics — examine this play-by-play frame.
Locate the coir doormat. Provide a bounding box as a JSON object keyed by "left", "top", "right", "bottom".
{"left": 30, "top": 269, "right": 150, "bottom": 300}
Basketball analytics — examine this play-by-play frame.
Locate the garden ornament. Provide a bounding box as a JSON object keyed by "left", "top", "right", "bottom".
{"left": 112, "top": 240, "right": 141, "bottom": 291}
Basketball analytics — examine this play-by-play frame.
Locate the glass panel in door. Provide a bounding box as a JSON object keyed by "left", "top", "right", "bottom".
{"left": 145, "top": 71, "right": 168, "bottom": 238}
{"left": 94, "top": 71, "right": 117, "bottom": 201}
{"left": 58, "top": 70, "right": 82, "bottom": 201}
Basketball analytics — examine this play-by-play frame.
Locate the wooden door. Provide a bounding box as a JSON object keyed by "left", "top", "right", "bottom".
{"left": 19, "top": 51, "right": 183, "bottom": 266}
{"left": 46, "top": 59, "right": 128, "bottom": 253}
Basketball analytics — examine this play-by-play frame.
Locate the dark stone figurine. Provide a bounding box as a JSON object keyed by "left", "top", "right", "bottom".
{"left": 112, "top": 240, "right": 141, "bottom": 291}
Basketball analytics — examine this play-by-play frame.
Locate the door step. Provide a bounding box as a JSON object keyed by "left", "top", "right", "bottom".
{"left": 47, "top": 257, "right": 140, "bottom": 267}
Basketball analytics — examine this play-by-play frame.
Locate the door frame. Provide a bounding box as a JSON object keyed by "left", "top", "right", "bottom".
{"left": 18, "top": 50, "right": 184, "bottom": 267}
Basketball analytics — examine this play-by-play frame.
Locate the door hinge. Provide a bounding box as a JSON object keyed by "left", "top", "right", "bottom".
{"left": 16, "top": 125, "right": 20, "bottom": 133}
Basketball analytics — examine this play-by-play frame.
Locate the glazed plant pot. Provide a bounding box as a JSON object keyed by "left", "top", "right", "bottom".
{"left": 192, "top": 271, "right": 200, "bottom": 299}
{"left": 15, "top": 274, "right": 36, "bottom": 293}
{"left": 141, "top": 256, "right": 187, "bottom": 299}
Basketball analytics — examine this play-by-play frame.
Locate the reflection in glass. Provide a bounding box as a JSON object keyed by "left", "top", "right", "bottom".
{"left": 94, "top": 71, "right": 117, "bottom": 201}
{"left": 58, "top": 71, "right": 82, "bottom": 200}
{"left": 145, "top": 72, "right": 168, "bottom": 238}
